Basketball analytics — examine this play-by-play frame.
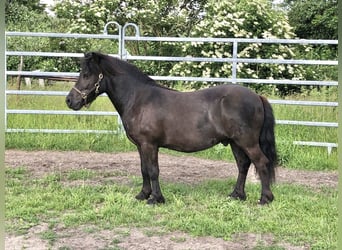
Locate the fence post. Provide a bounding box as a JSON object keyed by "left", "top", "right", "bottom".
{"left": 122, "top": 23, "right": 140, "bottom": 60}
{"left": 232, "top": 41, "right": 238, "bottom": 84}
{"left": 103, "top": 21, "right": 122, "bottom": 59}
{"left": 17, "top": 56, "right": 23, "bottom": 89}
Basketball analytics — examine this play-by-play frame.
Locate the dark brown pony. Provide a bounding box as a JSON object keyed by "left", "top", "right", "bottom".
{"left": 66, "top": 52, "right": 277, "bottom": 205}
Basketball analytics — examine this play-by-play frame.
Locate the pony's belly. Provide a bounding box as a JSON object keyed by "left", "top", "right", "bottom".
{"left": 162, "top": 132, "right": 224, "bottom": 153}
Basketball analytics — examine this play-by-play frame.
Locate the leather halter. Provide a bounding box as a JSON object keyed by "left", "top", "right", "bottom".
{"left": 72, "top": 73, "right": 103, "bottom": 106}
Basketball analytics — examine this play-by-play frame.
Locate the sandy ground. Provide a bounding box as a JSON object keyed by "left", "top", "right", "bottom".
{"left": 5, "top": 150, "right": 337, "bottom": 250}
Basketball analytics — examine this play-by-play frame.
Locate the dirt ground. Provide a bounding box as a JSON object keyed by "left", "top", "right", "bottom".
{"left": 5, "top": 150, "right": 338, "bottom": 250}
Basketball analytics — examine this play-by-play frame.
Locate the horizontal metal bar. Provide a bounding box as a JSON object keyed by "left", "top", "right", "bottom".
{"left": 6, "top": 51, "right": 84, "bottom": 58}
{"left": 276, "top": 120, "right": 338, "bottom": 127}
{"left": 6, "top": 51, "right": 120, "bottom": 58}
{"left": 293, "top": 141, "right": 337, "bottom": 147}
{"left": 9, "top": 52, "right": 336, "bottom": 65}
{"left": 152, "top": 76, "right": 338, "bottom": 86}
{"left": 293, "top": 141, "right": 337, "bottom": 154}
{"left": 6, "top": 90, "right": 69, "bottom": 96}
{"left": 6, "top": 128, "right": 119, "bottom": 134}
{"left": 6, "top": 71, "right": 79, "bottom": 77}
{"left": 124, "top": 36, "right": 338, "bottom": 45}
{"left": 7, "top": 109, "right": 118, "bottom": 116}
{"left": 5, "top": 90, "right": 109, "bottom": 98}
{"left": 128, "top": 55, "right": 337, "bottom": 66}
{"left": 269, "top": 100, "right": 338, "bottom": 107}
{"left": 6, "top": 32, "right": 337, "bottom": 45}
{"left": 5, "top": 91, "right": 338, "bottom": 107}
{"left": 6, "top": 31, "right": 120, "bottom": 39}
{"left": 7, "top": 71, "right": 337, "bottom": 86}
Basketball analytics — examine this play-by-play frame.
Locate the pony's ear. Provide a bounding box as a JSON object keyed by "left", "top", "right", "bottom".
{"left": 92, "top": 52, "right": 103, "bottom": 64}
{"left": 84, "top": 52, "right": 102, "bottom": 64}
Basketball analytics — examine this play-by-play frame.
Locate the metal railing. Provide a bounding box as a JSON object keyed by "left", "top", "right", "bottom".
{"left": 5, "top": 23, "right": 338, "bottom": 151}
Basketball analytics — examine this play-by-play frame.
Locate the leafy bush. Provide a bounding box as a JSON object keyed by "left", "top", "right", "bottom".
{"left": 170, "top": 0, "right": 309, "bottom": 94}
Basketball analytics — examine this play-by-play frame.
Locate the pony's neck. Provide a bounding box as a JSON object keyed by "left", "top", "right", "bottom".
{"left": 102, "top": 64, "right": 175, "bottom": 116}
{"left": 104, "top": 75, "right": 141, "bottom": 116}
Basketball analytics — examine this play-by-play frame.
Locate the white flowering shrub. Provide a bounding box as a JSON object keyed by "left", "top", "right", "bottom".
{"left": 54, "top": 0, "right": 318, "bottom": 94}
{"left": 54, "top": 0, "right": 201, "bottom": 80}
{"left": 171, "top": 0, "right": 307, "bottom": 92}
{"left": 54, "top": 0, "right": 196, "bottom": 36}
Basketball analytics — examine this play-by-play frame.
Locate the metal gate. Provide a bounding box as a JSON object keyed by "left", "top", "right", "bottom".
{"left": 5, "top": 22, "right": 338, "bottom": 151}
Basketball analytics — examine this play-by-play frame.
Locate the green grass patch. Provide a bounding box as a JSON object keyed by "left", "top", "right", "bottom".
{"left": 67, "top": 169, "right": 97, "bottom": 181}
{"left": 5, "top": 167, "right": 337, "bottom": 249}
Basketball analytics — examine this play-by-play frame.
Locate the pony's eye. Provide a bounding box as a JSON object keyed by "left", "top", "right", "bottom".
{"left": 82, "top": 71, "right": 89, "bottom": 78}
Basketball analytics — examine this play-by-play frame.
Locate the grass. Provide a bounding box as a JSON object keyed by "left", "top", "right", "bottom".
{"left": 5, "top": 166, "right": 337, "bottom": 249}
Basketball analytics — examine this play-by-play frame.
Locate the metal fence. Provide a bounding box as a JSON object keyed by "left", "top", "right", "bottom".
{"left": 5, "top": 23, "right": 338, "bottom": 151}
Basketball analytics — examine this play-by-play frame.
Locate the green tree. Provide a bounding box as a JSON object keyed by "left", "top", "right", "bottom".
{"left": 5, "top": 0, "right": 78, "bottom": 72}
{"left": 6, "top": 0, "right": 50, "bottom": 30}
{"left": 282, "top": 0, "right": 337, "bottom": 84}
{"left": 285, "top": 0, "right": 337, "bottom": 40}
{"left": 54, "top": 0, "right": 206, "bottom": 36}
{"left": 5, "top": 0, "right": 45, "bottom": 25}
{"left": 53, "top": 0, "right": 208, "bottom": 77}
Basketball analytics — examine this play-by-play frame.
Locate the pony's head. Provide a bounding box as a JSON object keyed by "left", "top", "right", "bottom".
{"left": 66, "top": 52, "right": 105, "bottom": 110}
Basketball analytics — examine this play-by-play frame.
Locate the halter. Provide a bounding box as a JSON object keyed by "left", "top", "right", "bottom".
{"left": 72, "top": 73, "right": 103, "bottom": 106}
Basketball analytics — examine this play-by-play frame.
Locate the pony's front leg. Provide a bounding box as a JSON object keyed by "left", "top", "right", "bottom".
{"left": 135, "top": 146, "right": 152, "bottom": 200}
{"left": 135, "top": 160, "right": 152, "bottom": 201}
{"left": 137, "top": 143, "right": 165, "bottom": 204}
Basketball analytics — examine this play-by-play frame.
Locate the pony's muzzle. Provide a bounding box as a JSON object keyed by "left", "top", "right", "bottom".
{"left": 66, "top": 92, "right": 83, "bottom": 110}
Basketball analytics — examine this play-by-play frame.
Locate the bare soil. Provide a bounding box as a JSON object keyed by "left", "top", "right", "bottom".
{"left": 5, "top": 150, "right": 337, "bottom": 250}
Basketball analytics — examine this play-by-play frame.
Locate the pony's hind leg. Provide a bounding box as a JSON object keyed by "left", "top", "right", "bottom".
{"left": 229, "top": 142, "right": 251, "bottom": 201}
{"left": 245, "top": 145, "right": 274, "bottom": 204}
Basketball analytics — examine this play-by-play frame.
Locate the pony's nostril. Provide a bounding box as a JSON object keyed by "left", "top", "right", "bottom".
{"left": 66, "top": 96, "right": 71, "bottom": 106}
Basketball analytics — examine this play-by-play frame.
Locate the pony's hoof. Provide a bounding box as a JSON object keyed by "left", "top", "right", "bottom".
{"left": 229, "top": 191, "right": 246, "bottom": 201}
{"left": 258, "top": 193, "right": 274, "bottom": 205}
{"left": 258, "top": 199, "right": 270, "bottom": 205}
{"left": 147, "top": 195, "right": 165, "bottom": 205}
{"left": 135, "top": 191, "right": 150, "bottom": 201}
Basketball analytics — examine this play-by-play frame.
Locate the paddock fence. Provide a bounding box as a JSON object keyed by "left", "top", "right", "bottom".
{"left": 5, "top": 22, "right": 338, "bottom": 153}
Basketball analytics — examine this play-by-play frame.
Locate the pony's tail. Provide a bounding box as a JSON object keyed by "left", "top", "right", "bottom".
{"left": 259, "top": 96, "right": 278, "bottom": 184}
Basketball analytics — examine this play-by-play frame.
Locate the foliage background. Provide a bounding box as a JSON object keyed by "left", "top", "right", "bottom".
{"left": 5, "top": 0, "right": 337, "bottom": 94}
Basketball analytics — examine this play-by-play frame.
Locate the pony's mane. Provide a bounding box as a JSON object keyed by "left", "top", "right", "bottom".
{"left": 82, "top": 52, "right": 174, "bottom": 90}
